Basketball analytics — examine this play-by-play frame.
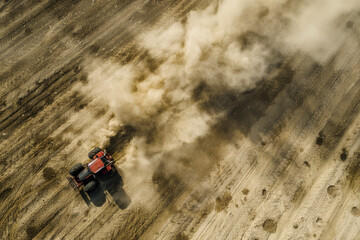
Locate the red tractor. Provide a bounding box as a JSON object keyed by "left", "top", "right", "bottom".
{"left": 67, "top": 147, "right": 116, "bottom": 193}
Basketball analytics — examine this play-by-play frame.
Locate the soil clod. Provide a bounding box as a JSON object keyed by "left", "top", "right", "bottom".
{"left": 346, "top": 20, "right": 354, "bottom": 28}
{"left": 351, "top": 207, "right": 360, "bottom": 216}
{"left": 42, "top": 167, "right": 57, "bottom": 181}
{"left": 340, "top": 148, "right": 348, "bottom": 161}
{"left": 262, "top": 189, "right": 267, "bottom": 196}
{"left": 327, "top": 185, "right": 336, "bottom": 197}
{"left": 242, "top": 188, "right": 250, "bottom": 195}
{"left": 26, "top": 226, "right": 39, "bottom": 239}
{"left": 215, "top": 192, "right": 232, "bottom": 212}
{"left": 263, "top": 219, "right": 277, "bottom": 233}
{"left": 316, "top": 131, "right": 325, "bottom": 146}
{"left": 175, "top": 233, "right": 189, "bottom": 240}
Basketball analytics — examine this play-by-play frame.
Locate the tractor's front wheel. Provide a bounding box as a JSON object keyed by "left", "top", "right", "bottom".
{"left": 84, "top": 181, "right": 97, "bottom": 192}
{"left": 88, "top": 147, "right": 103, "bottom": 159}
{"left": 69, "top": 163, "right": 85, "bottom": 177}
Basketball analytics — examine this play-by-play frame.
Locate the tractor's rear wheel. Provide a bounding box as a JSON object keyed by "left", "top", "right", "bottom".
{"left": 84, "top": 181, "right": 97, "bottom": 192}
{"left": 69, "top": 163, "right": 85, "bottom": 177}
{"left": 88, "top": 147, "right": 103, "bottom": 159}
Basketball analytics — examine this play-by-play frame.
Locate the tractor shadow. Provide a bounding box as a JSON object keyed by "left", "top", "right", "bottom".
{"left": 81, "top": 168, "right": 131, "bottom": 209}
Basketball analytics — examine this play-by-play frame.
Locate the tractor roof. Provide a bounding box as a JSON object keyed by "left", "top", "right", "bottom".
{"left": 88, "top": 157, "right": 105, "bottom": 173}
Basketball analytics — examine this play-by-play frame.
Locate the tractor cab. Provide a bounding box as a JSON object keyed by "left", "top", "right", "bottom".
{"left": 88, "top": 157, "right": 105, "bottom": 174}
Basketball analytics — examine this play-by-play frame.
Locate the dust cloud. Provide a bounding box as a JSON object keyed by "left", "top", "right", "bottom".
{"left": 80, "top": 0, "right": 360, "bottom": 199}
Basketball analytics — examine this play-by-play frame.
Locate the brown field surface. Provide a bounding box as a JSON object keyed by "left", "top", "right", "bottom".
{"left": 1, "top": 0, "right": 360, "bottom": 239}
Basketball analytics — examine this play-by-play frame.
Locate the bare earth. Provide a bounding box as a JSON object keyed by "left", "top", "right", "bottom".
{"left": 1, "top": 0, "right": 360, "bottom": 240}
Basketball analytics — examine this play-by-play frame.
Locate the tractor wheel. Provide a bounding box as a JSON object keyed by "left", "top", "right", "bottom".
{"left": 84, "top": 181, "right": 97, "bottom": 192}
{"left": 69, "top": 163, "right": 85, "bottom": 177}
{"left": 88, "top": 147, "right": 103, "bottom": 159}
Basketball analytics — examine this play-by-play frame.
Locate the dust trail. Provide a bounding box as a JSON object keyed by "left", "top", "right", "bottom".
{"left": 79, "top": 0, "right": 360, "bottom": 201}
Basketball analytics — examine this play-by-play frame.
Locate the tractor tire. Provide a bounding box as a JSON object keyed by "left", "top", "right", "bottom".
{"left": 88, "top": 147, "right": 103, "bottom": 159}
{"left": 69, "top": 163, "right": 85, "bottom": 177}
{"left": 84, "top": 181, "right": 96, "bottom": 192}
